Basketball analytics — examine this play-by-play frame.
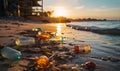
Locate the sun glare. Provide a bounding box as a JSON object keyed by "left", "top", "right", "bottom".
{"left": 53, "top": 7, "right": 67, "bottom": 17}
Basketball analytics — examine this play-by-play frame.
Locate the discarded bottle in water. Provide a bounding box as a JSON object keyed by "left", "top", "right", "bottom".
{"left": 32, "top": 28, "right": 42, "bottom": 32}
{"left": 49, "top": 36, "right": 63, "bottom": 42}
{"left": 72, "top": 44, "right": 91, "bottom": 53}
{"left": 1, "top": 47, "right": 22, "bottom": 61}
{"left": 16, "top": 37, "right": 35, "bottom": 46}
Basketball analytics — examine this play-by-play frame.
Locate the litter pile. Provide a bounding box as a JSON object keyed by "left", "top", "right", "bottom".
{"left": 0, "top": 27, "right": 96, "bottom": 71}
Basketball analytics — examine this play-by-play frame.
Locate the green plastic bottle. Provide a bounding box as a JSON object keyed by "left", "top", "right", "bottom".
{"left": 32, "top": 28, "right": 42, "bottom": 32}
{"left": 1, "top": 47, "right": 22, "bottom": 61}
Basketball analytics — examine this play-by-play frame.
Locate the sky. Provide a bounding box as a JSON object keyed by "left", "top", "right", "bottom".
{"left": 41, "top": 0, "right": 120, "bottom": 20}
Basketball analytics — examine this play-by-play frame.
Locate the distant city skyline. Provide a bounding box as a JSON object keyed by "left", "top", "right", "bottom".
{"left": 41, "top": 0, "right": 120, "bottom": 20}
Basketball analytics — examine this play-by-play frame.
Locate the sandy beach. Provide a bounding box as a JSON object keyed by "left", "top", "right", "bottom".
{"left": 0, "top": 20, "right": 120, "bottom": 71}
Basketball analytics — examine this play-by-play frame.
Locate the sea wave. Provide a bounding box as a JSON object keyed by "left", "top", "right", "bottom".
{"left": 66, "top": 24, "right": 120, "bottom": 35}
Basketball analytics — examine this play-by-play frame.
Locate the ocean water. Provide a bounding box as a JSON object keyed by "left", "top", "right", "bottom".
{"left": 48, "top": 21, "right": 120, "bottom": 70}
{"left": 64, "top": 21, "right": 120, "bottom": 58}
{"left": 66, "top": 21, "right": 120, "bottom": 35}
{"left": 68, "top": 21, "right": 120, "bottom": 29}
{"left": 54, "top": 21, "right": 120, "bottom": 70}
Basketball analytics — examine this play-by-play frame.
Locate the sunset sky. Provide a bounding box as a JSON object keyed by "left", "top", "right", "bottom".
{"left": 42, "top": 0, "right": 120, "bottom": 20}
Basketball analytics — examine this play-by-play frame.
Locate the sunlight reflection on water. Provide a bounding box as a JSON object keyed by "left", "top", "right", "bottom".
{"left": 48, "top": 23, "right": 120, "bottom": 59}
{"left": 56, "top": 24, "right": 62, "bottom": 36}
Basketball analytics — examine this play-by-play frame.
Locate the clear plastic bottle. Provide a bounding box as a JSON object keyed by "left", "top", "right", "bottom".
{"left": 16, "top": 37, "right": 35, "bottom": 46}
{"left": 72, "top": 44, "right": 91, "bottom": 54}
{"left": 1, "top": 47, "right": 22, "bottom": 61}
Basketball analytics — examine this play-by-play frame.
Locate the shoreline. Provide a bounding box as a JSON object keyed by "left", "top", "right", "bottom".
{"left": 0, "top": 20, "right": 120, "bottom": 71}
{"left": 66, "top": 24, "right": 120, "bottom": 36}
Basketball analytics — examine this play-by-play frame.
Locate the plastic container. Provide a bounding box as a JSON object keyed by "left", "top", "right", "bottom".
{"left": 36, "top": 55, "right": 49, "bottom": 69}
{"left": 1, "top": 47, "right": 22, "bottom": 61}
{"left": 73, "top": 44, "right": 91, "bottom": 53}
{"left": 16, "top": 37, "right": 35, "bottom": 46}
{"left": 37, "top": 33, "right": 50, "bottom": 40}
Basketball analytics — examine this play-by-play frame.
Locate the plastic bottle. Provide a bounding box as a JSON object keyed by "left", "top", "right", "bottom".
{"left": 16, "top": 37, "right": 35, "bottom": 46}
{"left": 72, "top": 44, "right": 91, "bottom": 53}
{"left": 1, "top": 47, "right": 22, "bottom": 61}
{"left": 32, "top": 28, "right": 42, "bottom": 32}
{"left": 37, "top": 33, "right": 50, "bottom": 40}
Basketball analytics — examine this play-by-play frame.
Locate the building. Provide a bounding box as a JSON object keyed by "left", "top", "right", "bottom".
{"left": 19, "top": 0, "right": 43, "bottom": 17}
{"left": 0, "top": 0, "right": 43, "bottom": 17}
{"left": 0, "top": 0, "right": 8, "bottom": 16}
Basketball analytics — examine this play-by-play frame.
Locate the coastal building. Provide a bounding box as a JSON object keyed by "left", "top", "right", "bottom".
{"left": 19, "top": 0, "right": 43, "bottom": 17}
{"left": 0, "top": 0, "right": 43, "bottom": 17}
{"left": 0, "top": 0, "right": 8, "bottom": 16}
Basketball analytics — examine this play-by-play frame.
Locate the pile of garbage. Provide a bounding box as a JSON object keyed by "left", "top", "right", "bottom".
{"left": 0, "top": 27, "right": 96, "bottom": 71}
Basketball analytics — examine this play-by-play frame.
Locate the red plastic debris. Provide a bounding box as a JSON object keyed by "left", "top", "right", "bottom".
{"left": 85, "top": 61, "right": 96, "bottom": 69}
{"left": 74, "top": 46, "right": 79, "bottom": 53}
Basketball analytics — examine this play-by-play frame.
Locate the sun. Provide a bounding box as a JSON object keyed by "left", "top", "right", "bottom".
{"left": 53, "top": 7, "right": 67, "bottom": 17}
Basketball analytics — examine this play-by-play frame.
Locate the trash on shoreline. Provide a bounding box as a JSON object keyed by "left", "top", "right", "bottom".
{"left": 1, "top": 47, "right": 22, "bottom": 61}
{"left": 85, "top": 61, "right": 96, "bottom": 69}
{"left": 16, "top": 37, "right": 35, "bottom": 46}
{"left": 72, "top": 44, "right": 91, "bottom": 54}
{"left": 32, "top": 28, "right": 42, "bottom": 32}
{"left": 37, "top": 33, "right": 50, "bottom": 40}
{"left": 36, "top": 56, "right": 49, "bottom": 70}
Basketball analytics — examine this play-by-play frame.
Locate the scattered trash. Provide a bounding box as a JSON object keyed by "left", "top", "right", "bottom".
{"left": 36, "top": 56, "right": 49, "bottom": 70}
{"left": 37, "top": 33, "right": 50, "bottom": 40}
{"left": 32, "top": 28, "right": 42, "bottom": 32}
{"left": 15, "top": 37, "right": 35, "bottom": 46}
{"left": 58, "top": 64, "right": 79, "bottom": 71}
{"left": 26, "top": 53, "right": 57, "bottom": 71}
{"left": 0, "top": 26, "right": 99, "bottom": 71}
{"left": 1, "top": 47, "right": 22, "bottom": 61}
{"left": 72, "top": 44, "right": 91, "bottom": 54}
{"left": 85, "top": 61, "right": 96, "bottom": 69}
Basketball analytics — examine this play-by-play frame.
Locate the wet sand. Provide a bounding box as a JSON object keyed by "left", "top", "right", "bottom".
{"left": 0, "top": 20, "right": 57, "bottom": 45}
{"left": 0, "top": 20, "right": 120, "bottom": 71}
